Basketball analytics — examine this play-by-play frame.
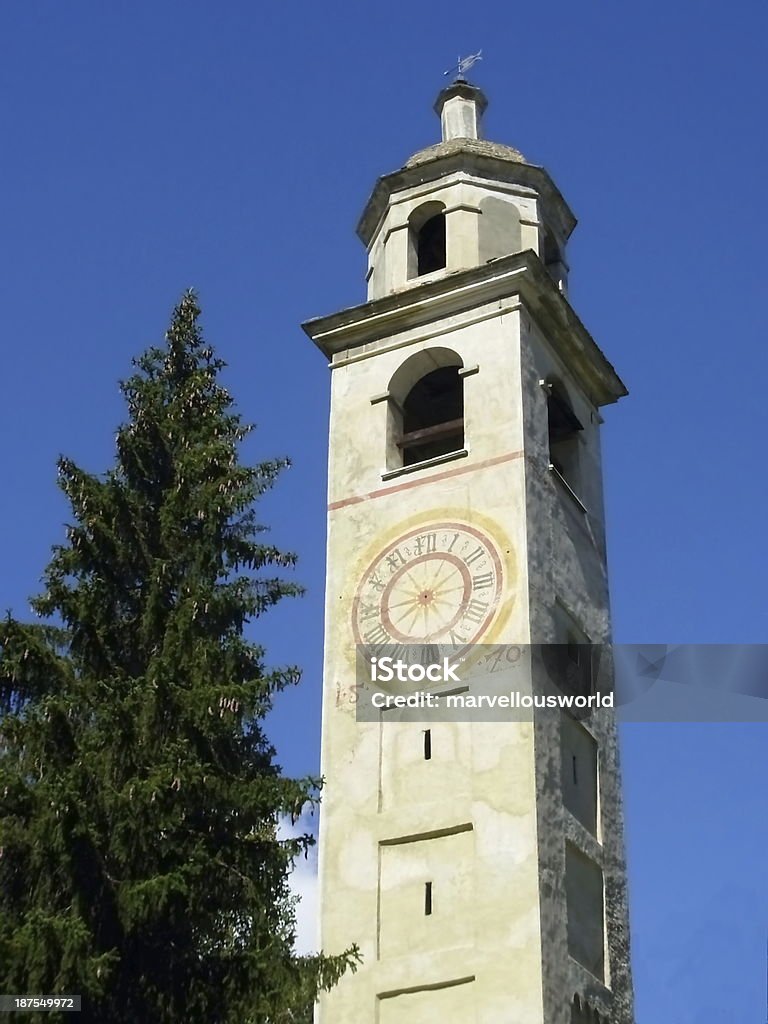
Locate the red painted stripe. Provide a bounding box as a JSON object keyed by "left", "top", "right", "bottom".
{"left": 327, "top": 449, "right": 524, "bottom": 511}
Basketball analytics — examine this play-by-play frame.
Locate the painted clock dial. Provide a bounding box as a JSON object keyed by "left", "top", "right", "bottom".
{"left": 352, "top": 521, "right": 504, "bottom": 648}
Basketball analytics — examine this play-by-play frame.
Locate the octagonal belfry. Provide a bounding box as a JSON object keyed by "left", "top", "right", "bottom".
{"left": 359, "top": 79, "right": 572, "bottom": 300}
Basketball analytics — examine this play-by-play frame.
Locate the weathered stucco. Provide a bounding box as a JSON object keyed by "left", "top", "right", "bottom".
{"left": 302, "top": 84, "right": 635, "bottom": 1024}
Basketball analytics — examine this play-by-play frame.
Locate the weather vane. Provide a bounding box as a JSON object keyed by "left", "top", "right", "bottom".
{"left": 443, "top": 49, "right": 483, "bottom": 78}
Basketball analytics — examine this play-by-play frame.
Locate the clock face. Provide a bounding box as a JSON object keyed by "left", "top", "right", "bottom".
{"left": 352, "top": 521, "right": 504, "bottom": 649}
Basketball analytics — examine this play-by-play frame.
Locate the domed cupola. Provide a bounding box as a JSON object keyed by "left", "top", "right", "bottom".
{"left": 358, "top": 78, "right": 575, "bottom": 299}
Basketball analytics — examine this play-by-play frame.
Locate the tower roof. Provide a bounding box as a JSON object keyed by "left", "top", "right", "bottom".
{"left": 404, "top": 136, "right": 526, "bottom": 170}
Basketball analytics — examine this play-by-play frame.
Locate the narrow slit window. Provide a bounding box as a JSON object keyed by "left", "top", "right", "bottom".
{"left": 424, "top": 729, "right": 432, "bottom": 760}
{"left": 572, "top": 754, "right": 578, "bottom": 785}
{"left": 424, "top": 881, "right": 433, "bottom": 916}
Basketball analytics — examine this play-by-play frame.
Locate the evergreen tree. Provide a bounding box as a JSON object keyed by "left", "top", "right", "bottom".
{"left": 0, "top": 292, "right": 358, "bottom": 1023}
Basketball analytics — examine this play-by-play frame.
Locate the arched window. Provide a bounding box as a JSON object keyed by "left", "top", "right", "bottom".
{"left": 408, "top": 202, "right": 446, "bottom": 278}
{"left": 416, "top": 214, "right": 446, "bottom": 275}
{"left": 546, "top": 380, "right": 583, "bottom": 490}
{"left": 386, "top": 348, "right": 465, "bottom": 470}
{"left": 400, "top": 366, "right": 463, "bottom": 466}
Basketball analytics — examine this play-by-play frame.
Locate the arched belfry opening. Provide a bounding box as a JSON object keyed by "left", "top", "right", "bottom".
{"left": 408, "top": 202, "right": 446, "bottom": 278}
{"left": 387, "top": 348, "right": 465, "bottom": 468}
{"left": 402, "top": 366, "right": 463, "bottom": 464}
{"left": 416, "top": 214, "right": 446, "bottom": 275}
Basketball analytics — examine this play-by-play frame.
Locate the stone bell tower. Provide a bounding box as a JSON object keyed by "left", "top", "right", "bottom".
{"left": 302, "top": 79, "right": 635, "bottom": 1024}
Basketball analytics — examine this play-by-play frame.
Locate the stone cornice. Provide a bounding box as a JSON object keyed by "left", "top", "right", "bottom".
{"left": 301, "top": 250, "right": 627, "bottom": 408}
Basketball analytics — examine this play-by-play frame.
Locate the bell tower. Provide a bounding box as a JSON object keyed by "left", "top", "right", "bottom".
{"left": 303, "top": 80, "right": 635, "bottom": 1024}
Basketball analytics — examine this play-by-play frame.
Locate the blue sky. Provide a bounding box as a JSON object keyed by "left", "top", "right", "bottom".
{"left": 1, "top": 3, "right": 766, "bottom": 1020}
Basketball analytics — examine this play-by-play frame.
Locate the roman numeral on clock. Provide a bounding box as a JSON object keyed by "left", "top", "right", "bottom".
{"left": 368, "top": 572, "right": 386, "bottom": 592}
{"left": 464, "top": 546, "right": 486, "bottom": 566}
{"left": 462, "top": 599, "right": 489, "bottom": 625}
{"left": 415, "top": 532, "right": 437, "bottom": 555}
{"left": 359, "top": 601, "right": 379, "bottom": 620}
{"left": 472, "top": 572, "right": 494, "bottom": 590}
{"left": 363, "top": 624, "right": 390, "bottom": 646}
{"left": 386, "top": 549, "right": 406, "bottom": 571}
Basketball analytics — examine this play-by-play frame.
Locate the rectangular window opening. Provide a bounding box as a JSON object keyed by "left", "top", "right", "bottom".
{"left": 565, "top": 843, "right": 605, "bottom": 980}
{"left": 553, "top": 603, "right": 595, "bottom": 702}
{"left": 424, "top": 729, "right": 432, "bottom": 761}
{"left": 560, "top": 712, "right": 599, "bottom": 835}
{"left": 424, "top": 881, "right": 433, "bottom": 916}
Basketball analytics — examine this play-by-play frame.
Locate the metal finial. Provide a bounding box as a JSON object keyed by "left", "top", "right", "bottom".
{"left": 443, "top": 50, "right": 483, "bottom": 78}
